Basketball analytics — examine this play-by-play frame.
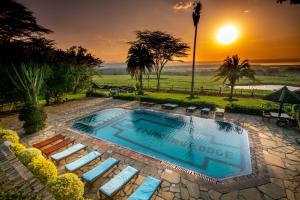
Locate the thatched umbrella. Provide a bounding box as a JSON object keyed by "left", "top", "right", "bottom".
{"left": 263, "top": 86, "right": 300, "bottom": 117}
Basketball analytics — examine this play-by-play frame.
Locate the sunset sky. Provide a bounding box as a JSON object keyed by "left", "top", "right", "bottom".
{"left": 19, "top": 0, "right": 300, "bottom": 63}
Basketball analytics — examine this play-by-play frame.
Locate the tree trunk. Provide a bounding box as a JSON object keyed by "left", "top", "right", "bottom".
{"left": 139, "top": 71, "right": 143, "bottom": 95}
{"left": 191, "top": 24, "right": 198, "bottom": 98}
{"left": 229, "top": 84, "right": 234, "bottom": 100}
{"left": 156, "top": 73, "right": 160, "bottom": 91}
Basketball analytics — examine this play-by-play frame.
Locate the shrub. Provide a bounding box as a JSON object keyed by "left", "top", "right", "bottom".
{"left": 17, "top": 148, "right": 42, "bottom": 166}
{"left": 225, "top": 104, "right": 263, "bottom": 115}
{"left": 10, "top": 143, "right": 26, "bottom": 154}
{"left": 47, "top": 173, "right": 84, "bottom": 200}
{"left": 113, "top": 94, "right": 217, "bottom": 110}
{"left": 19, "top": 103, "right": 47, "bottom": 134}
{"left": 0, "top": 129, "right": 19, "bottom": 143}
{"left": 28, "top": 157, "right": 57, "bottom": 184}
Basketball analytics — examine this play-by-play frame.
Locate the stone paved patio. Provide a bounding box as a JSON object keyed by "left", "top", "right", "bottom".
{"left": 0, "top": 97, "right": 299, "bottom": 200}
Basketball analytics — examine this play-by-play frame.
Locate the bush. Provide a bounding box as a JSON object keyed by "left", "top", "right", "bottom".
{"left": 19, "top": 103, "right": 47, "bottom": 134}
{"left": 0, "top": 129, "right": 19, "bottom": 143}
{"left": 17, "top": 148, "right": 42, "bottom": 166}
{"left": 47, "top": 173, "right": 84, "bottom": 200}
{"left": 10, "top": 143, "right": 26, "bottom": 154}
{"left": 28, "top": 157, "right": 57, "bottom": 184}
{"left": 113, "top": 94, "right": 217, "bottom": 110}
{"left": 86, "top": 90, "right": 108, "bottom": 97}
{"left": 225, "top": 104, "right": 262, "bottom": 115}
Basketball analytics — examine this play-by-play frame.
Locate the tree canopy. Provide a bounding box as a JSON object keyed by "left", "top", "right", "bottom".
{"left": 0, "top": 0, "right": 52, "bottom": 42}
{"left": 134, "top": 30, "right": 189, "bottom": 91}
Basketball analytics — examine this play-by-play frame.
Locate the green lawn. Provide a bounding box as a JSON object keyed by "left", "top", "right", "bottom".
{"left": 93, "top": 74, "right": 300, "bottom": 96}
{"left": 118, "top": 91, "right": 278, "bottom": 109}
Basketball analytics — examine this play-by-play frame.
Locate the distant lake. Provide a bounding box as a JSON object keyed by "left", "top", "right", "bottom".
{"left": 235, "top": 85, "right": 300, "bottom": 91}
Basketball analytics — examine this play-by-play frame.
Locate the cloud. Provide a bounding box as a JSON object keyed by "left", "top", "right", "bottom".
{"left": 173, "top": 1, "right": 192, "bottom": 10}
{"left": 242, "top": 10, "right": 251, "bottom": 13}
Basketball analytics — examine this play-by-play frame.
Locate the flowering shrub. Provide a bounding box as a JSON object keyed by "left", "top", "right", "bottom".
{"left": 28, "top": 157, "right": 57, "bottom": 184}
{"left": 10, "top": 143, "right": 26, "bottom": 154}
{"left": 47, "top": 173, "right": 84, "bottom": 200}
{"left": 0, "top": 129, "right": 19, "bottom": 143}
{"left": 17, "top": 148, "right": 42, "bottom": 166}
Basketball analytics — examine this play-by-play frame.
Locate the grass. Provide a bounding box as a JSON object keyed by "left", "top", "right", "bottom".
{"left": 93, "top": 74, "right": 300, "bottom": 96}
{"left": 118, "top": 91, "right": 279, "bottom": 109}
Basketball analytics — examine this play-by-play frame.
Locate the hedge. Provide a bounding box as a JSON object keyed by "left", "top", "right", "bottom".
{"left": 0, "top": 129, "right": 19, "bottom": 143}
{"left": 113, "top": 95, "right": 216, "bottom": 110}
{"left": 10, "top": 143, "right": 26, "bottom": 154}
{"left": 47, "top": 173, "right": 84, "bottom": 200}
{"left": 17, "top": 148, "right": 42, "bottom": 166}
{"left": 28, "top": 157, "right": 57, "bottom": 184}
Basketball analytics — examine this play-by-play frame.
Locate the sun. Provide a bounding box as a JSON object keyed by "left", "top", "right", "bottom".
{"left": 217, "top": 25, "right": 239, "bottom": 45}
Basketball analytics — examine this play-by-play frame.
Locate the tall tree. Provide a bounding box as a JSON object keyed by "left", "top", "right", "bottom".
{"left": 126, "top": 42, "right": 154, "bottom": 95}
{"left": 0, "top": 0, "right": 52, "bottom": 42}
{"left": 191, "top": 1, "right": 202, "bottom": 98}
{"left": 135, "top": 31, "right": 189, "bottom": 91}
{"left": 214, "top": 55, "right": 255, "bottom": 100}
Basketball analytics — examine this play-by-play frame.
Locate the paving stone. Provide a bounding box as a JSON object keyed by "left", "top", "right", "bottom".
{"left": 182, "top": 178, "right": 200, "bottom": 198}
{"left": 258, "top": 183, "right": 286, "bottom": 199}
{"left": 260, "top": 138, "right": 277, "bottom": 148}
{"left": 239, "top": 188, "right": 263, "bottom": 200}
{"left": 208, "top": 190, "right": 222, "bottom": 200}
{"left": 264, "top": 152, "right": 285, "bottom": 168}
{"left": 180, "top": 187, "right": 189, "bottom": 200}
{"left": 221, "top": 191, "right": 238, "bottom": 200}
{"left": 161, "top": 169, "right": 180, "bottom": 184}
{"left": 284, "top": 181, "right": 298, "bottom": 191}
{"left": 161, "top": 191, "right": 174, "bottom": 200}
{"left": 286, "top": 154, "right": 300, "bottom": 161}
{"left": 286, "top": 189, "right": 295, "bottom": 200}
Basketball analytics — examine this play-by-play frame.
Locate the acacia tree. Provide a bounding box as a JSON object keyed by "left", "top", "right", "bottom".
{"left": 126, "top": 42, "right": 154, "bottom": 95}
{"left": 191, "top": 1, "right": 202, "bottom": 98}
{"left": 214, "top": 55, "right": 255, "bottom": 100}
{"left": 135, "top": 31, "right": 189, "bottom": 91}
{"left": 0, "top": 0, "right": 51, "bottom": 42}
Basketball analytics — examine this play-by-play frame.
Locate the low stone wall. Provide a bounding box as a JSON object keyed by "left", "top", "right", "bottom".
{"left": 0, "top": 141, "right": 55, "bottom": 200}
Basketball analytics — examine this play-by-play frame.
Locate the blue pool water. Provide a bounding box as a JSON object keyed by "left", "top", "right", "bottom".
{"left": 71, "top": 108, "right": 252, "bottom": 180}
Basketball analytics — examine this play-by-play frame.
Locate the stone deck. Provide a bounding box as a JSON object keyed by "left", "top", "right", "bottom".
{"left": 0, "top": 97, "right": 299, "bottom": 200}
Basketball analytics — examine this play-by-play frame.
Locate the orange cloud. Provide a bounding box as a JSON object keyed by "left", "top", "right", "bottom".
{"left": 173, "top": 1, "right": 192, "bottom": 10}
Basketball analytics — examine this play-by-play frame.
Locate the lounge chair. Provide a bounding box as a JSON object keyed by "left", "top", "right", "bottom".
{"left": 32, "top": 134, "right": 65, "bottom": 149}
{"left": 162, "top": 103, "right": 178, "bottom": 110}
{"left": 99, "top": 166, "right": 139, "bottom": 199}
{"left": 186, "top": 106, "right": 197, "bottom": 112}
{"left": 81, "top": 157, "right": 119, "bottom": 183}
{"left": 42, "top": 138, "right": 75, "bottom": 158}
{"left": 215, "top": 108, "right": 225, "bottom": 117}
{"left": 128, "top": 176, "right": 161, "bottom": 200}
{"left": 65, "top": 151, "right": 101, "bottom": 172}
{"left": 51, "top": 143, "right": 86, "bottom": 163}
{"left": 200, "top": 108, "right": 211, "bottom": 115}
{"left": 140, "top": 102, "right": 156, "bottom": 107}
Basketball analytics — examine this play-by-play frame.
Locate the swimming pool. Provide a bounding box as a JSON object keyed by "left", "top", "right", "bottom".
{"left": 71, "top": 108, "right": 252, "bottom": 180}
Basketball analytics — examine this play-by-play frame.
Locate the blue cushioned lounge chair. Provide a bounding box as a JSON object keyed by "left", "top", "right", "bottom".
{"left": 51, "top": 143, "right": 86, "bottom": 163}
{"left": 128, "top": 176, "right": 161, "bottom": 200}
{"left": 99, "top": 166, "right": 139, "bottom": 199}
{"left": 81, "top": 157, "right": 119, "bottom": 183}
{"left": 162, "top": 103, "right": 178, "bottom": 110}
{"left": 65, "top": 151, "right": 101, "bottom": 172}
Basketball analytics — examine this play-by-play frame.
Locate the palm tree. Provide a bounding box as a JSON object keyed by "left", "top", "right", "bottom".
{"left": 214, "top": 55, "right": 255, "bottom": 100}
{"left": 191, "top": 1, "right": 202, "bottom": 98}
{"left": 126, "top": 42, "right": 154, "bottom": 95}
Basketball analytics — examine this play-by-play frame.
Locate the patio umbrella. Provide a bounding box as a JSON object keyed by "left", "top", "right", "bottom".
{"left": 263, "top": 86, "right": 300, "bottom": 117}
